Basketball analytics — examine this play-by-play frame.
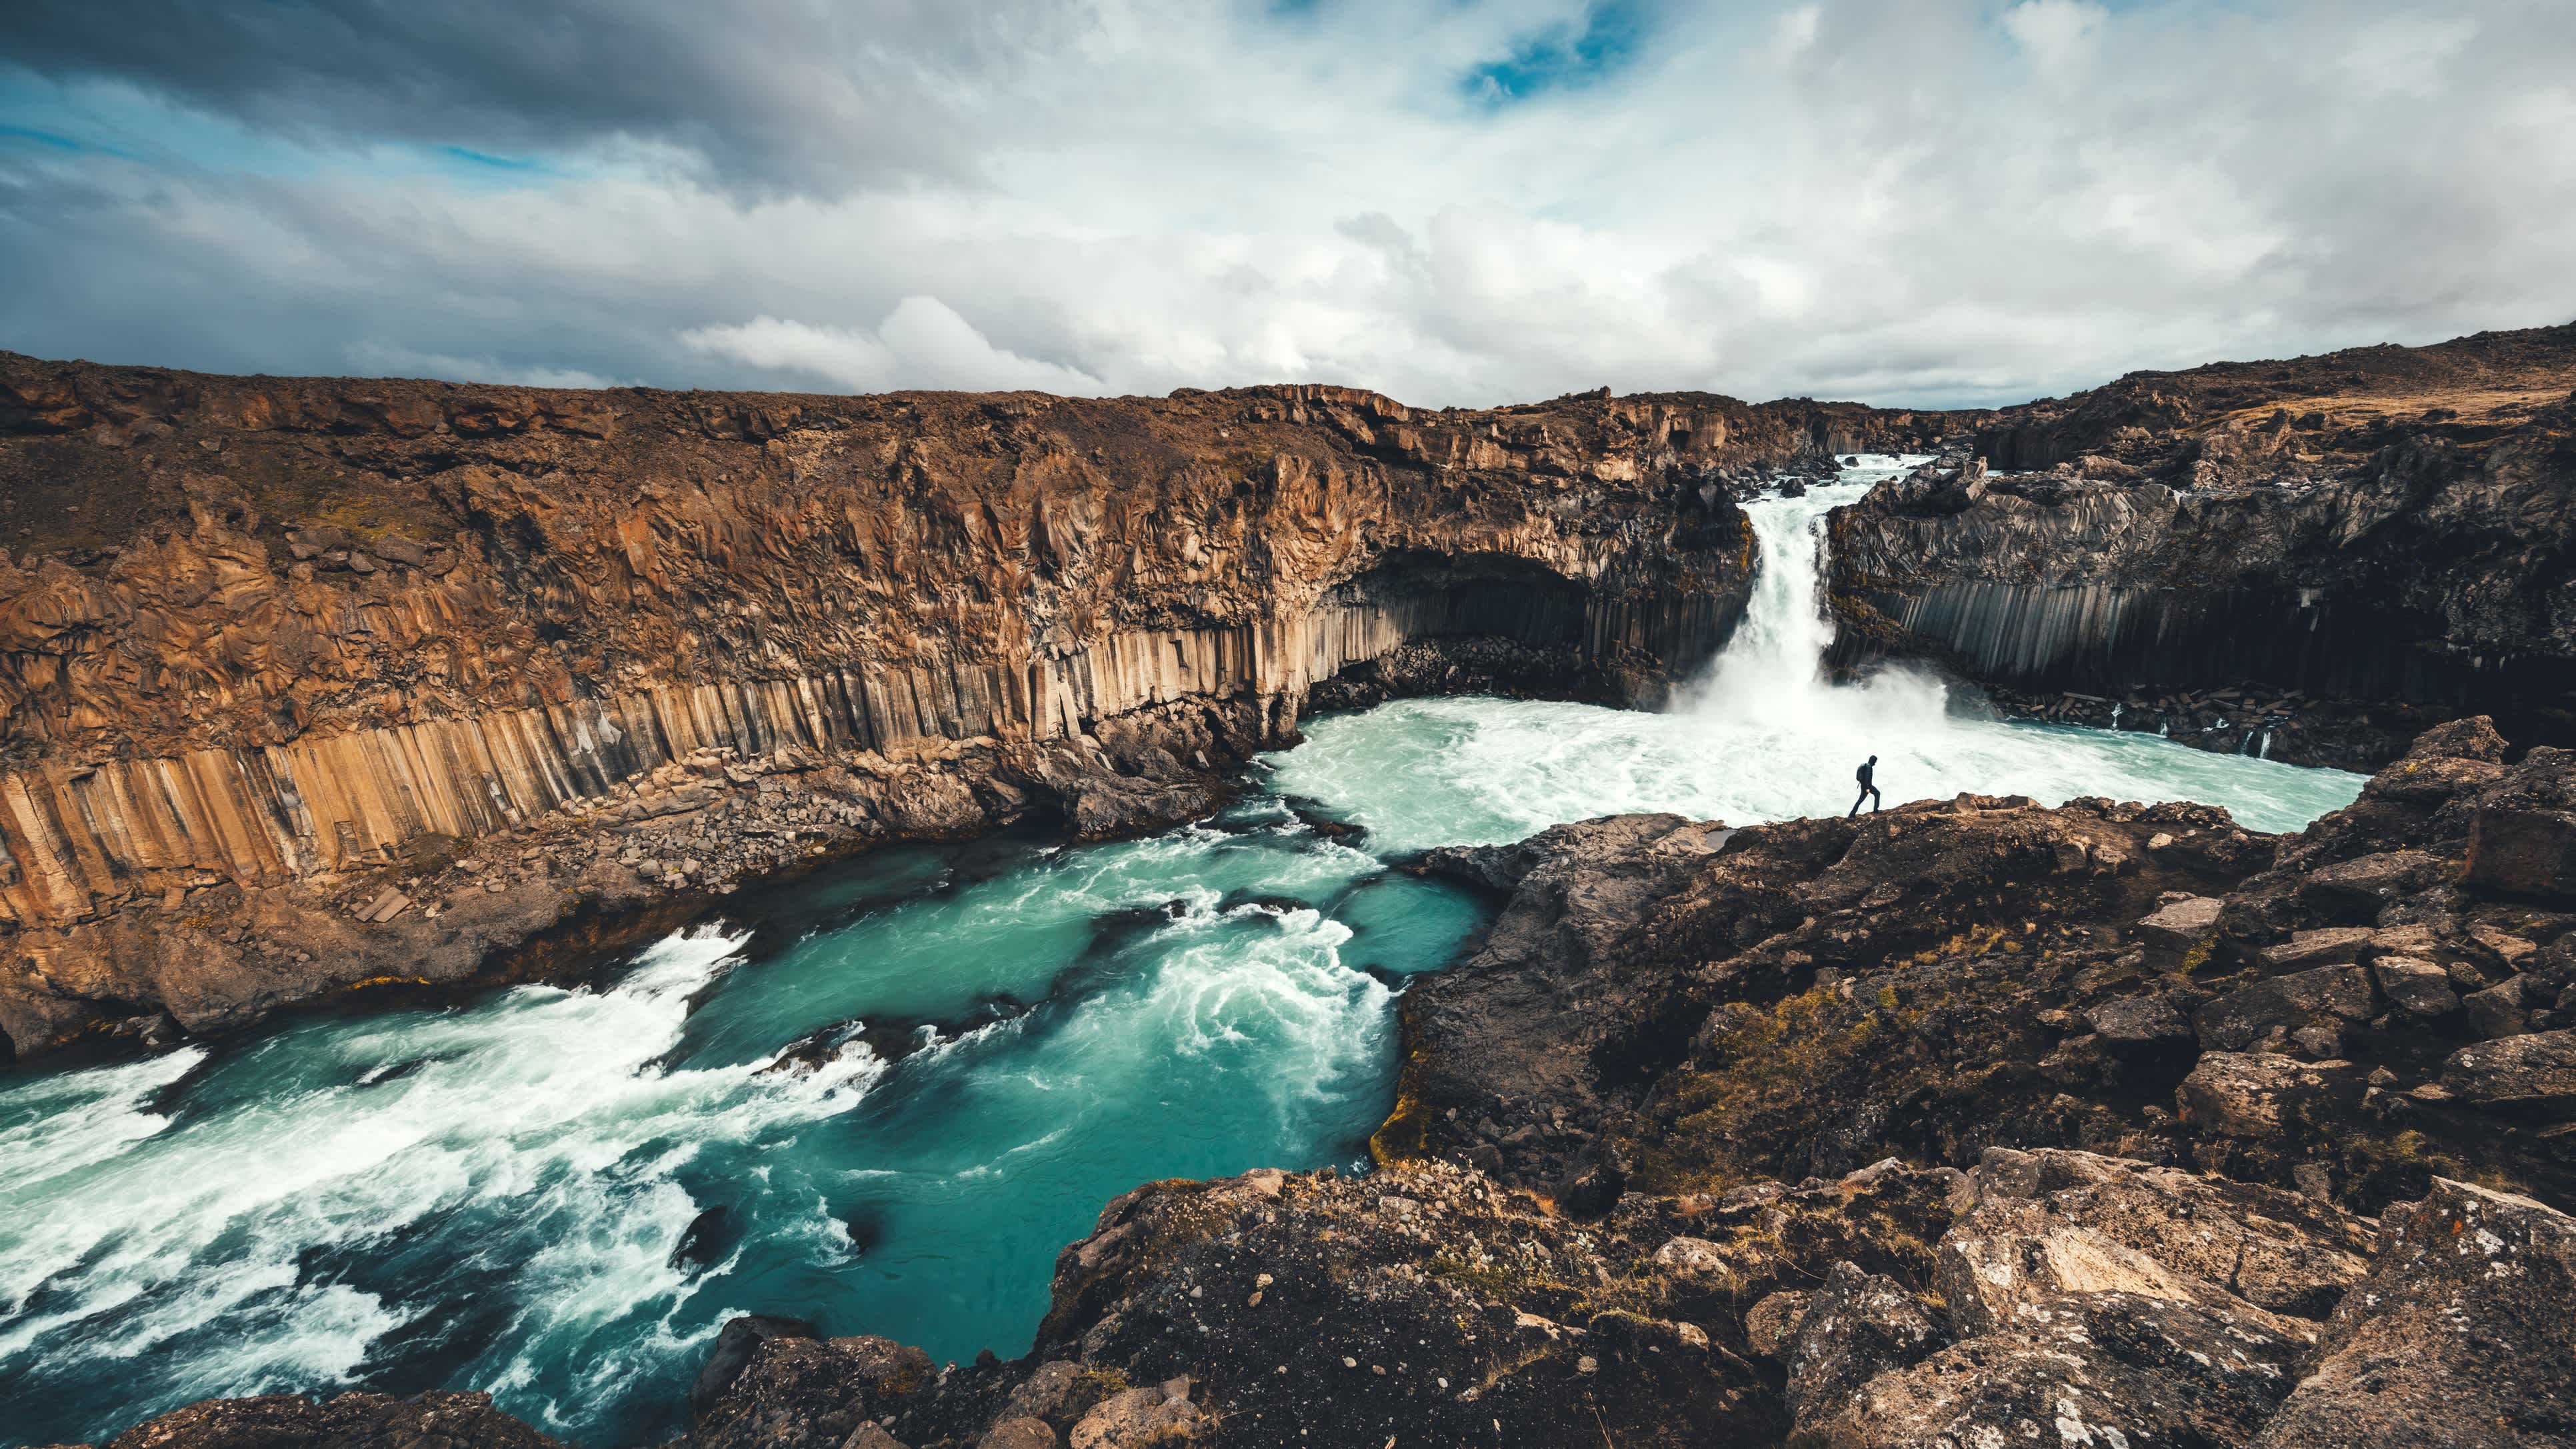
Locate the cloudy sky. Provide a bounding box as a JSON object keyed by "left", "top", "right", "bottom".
{"left": 3, "top": 0, "right": 2572, "bottom": 408}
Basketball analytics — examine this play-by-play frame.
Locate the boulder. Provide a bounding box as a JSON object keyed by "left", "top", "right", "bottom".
{"left": 689, "top": 1315, "right": 817, "bottom": 1419}
{"left": 681, "top": 1333, "right": 930, "bottom": 1449}
{"left": 1825, "top": 1291, "right": 2315, "bottom": 1449}
{"left": 2194, "top": 965, "right": 2375, "bottom": 1052}
{"left": 2439, "top": 1029, "right": 2576, "bottom": 1106}
{"left": 2297, "top": 852, "right": 2447, "bottom": 920}
{"left": 999, "top": 1362, "right": 1082, "bottom": 1422}
{"left": 1781, "top": 1260, "right": 1942, "bottom": 1430}
{"left": 2257, "top": 926, "right": 2375, "bottom": 970}
{"left": 2402, "top": 715, "right": 2509, "bottom": 763}
{"left": 976, "top": 1419, "right": 1055, "bottom": 1449}
{"left": 2366, "top": 752, "right": 2507, "bottom": 805}
{"left": 1650, "top": 1235, "right": 1731, "bottom": 1286}
{"left": 2086, "top": 993, "right": 2193, "bottom": 1045}
{"left": 2252, "top": 1180, "right": 2576, "bottom": 1447}
{"left": 1949, "top": 1148, "right": 2371, "bottom": 1318}
{"left": 2177, "top": 1052, "right": 2366, "bottom": 1138}
{"left": 2462, "top": 977, "right": 2530, "bottom": 1039}
{"left": 1067, "top": 1387, "right": 1201, "bottom": 1449}
{"left": 1743, "top": 1290, "right": 1811, "bottom": 1359}
{"left": 2372, "top": 955, "right": 2459, "bottom": 1016}
{"left": 2135, "top": 894, "right": 2223, "bottom": 950}
{"left": 1815, "top": 1148, "right": 2368, "bottom": 1448}
{"left": 2465, "top": 808, "right": 2576, "bottom": 900}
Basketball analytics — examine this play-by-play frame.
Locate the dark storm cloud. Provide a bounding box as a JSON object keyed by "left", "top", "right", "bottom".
{"left": 3, "top": 0, "right": 1080, "bottom": 192}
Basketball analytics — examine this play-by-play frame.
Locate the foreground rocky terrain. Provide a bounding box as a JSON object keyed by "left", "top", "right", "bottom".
{"left": 61, "top": 717, "right": 2576, "bottom": 1448}
{"left": 6, "top": 324, "right": 2572, "bottom": 1057}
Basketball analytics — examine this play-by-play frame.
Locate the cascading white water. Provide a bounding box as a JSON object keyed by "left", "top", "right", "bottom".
{"left": 1273, "top": 455, "right": 2363, "bottom": 842}
{"left": 1688, "top": 458, "right": 1949, "bottom": 727}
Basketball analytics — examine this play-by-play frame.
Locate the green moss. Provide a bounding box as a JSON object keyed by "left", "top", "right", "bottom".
{"left": 1635, "top": 984, "right": 1895, "bottom": 1192}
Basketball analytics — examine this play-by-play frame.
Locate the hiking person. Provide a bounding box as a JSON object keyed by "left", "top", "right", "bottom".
{"left": 1849, "top": 755, "right": 1881, "bottom": 818}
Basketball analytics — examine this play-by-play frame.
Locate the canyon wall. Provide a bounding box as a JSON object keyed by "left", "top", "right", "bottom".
{"left": 0, "top": 355, "right": 1936, "bottom": 1056}
{"left": 1828, "top": 324, "right": 2576, "bottom": 762}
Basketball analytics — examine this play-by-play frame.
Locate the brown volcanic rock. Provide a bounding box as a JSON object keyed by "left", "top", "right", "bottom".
{"left": 1798, "top": 1147, "right": 2369, "bottom": 1449}
{"left": 0, "top": 354, "right": 1943, "bottom": 1057}
{"left": 75, "top": 718, "right": 2576, "bottom": 1449}
{"left": 76, "top": 1391, "right": 562, "bottom": 1449}
{"left": 1400, "top": 790, "right": 2265, "bottom": 1197}
{"left": 2253, "top": 1178, "right": 2576, "bottom": 1448}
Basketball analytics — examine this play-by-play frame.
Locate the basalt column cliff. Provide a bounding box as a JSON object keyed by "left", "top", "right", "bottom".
{"left": 1830, "top": 324, "right": 2576, "bottom": 764}
{"left": 0, "top": 355, "right": 1929, "bottom": 1058}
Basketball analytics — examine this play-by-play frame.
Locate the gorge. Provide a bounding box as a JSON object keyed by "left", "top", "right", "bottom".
{"left": 3, "top": 324, "right": 2571, "bottom": 1060}
{"left": 0, "top": 460, "right": 2375, "bottom": 1448}
{"left": 3, "top": 327, "right": 2575, "bottom": 1449}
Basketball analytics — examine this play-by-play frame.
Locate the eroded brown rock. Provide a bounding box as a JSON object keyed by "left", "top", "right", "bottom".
{"left": 2253, "top": 1179, "right": 2576, "bottom": 1448}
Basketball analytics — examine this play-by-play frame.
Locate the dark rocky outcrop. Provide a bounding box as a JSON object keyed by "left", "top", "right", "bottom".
{"left": 49, "top": 1392, "right": 565, "bottom": 1449}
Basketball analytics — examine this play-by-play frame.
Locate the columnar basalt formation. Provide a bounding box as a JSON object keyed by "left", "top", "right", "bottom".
{"left": 0, "top": 354, "right": 1939, "bottom": 1056}
{"left": 1826, "top": 324, "right": 2576, "bottom": 766}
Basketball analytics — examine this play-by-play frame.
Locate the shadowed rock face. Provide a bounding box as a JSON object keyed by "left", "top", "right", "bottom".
{"left": 0, "top": 354, "right": 1939, "bottom": 1058}
{"left": 1827, "top": 323, "right": 2576, "bottom": 767}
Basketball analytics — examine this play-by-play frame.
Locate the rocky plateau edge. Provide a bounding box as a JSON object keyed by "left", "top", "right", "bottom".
{"left": 1831, "top": 322, "right": 2576, "bottom": 766}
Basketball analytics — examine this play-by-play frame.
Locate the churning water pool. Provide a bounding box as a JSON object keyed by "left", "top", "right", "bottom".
{"left": 0, "top": 461, "right": 2370, "bottom": 1448}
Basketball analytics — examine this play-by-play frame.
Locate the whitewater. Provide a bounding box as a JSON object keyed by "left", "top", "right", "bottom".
{"left": 0, "top": 456, "right": 2364, "bottom": 1448}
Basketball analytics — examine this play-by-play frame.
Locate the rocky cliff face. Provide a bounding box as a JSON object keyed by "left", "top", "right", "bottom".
{"left": 1829, "top": 324, "right": 2576, "bottom": 766}
{"left": 0, "top": 353, "right": 1940, "bottom": 1058}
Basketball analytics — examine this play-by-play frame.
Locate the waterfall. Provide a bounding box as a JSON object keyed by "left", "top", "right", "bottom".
{"left": 1685, "top": 457, "right": 1947, "bottom": 731}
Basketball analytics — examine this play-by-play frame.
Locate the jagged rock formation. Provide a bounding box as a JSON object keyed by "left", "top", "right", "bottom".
{"left": 72, "top": 1151, "right": 2573, "bottom": 1449}
{"left": 0, "top": 354, "right": 1935, "bottom": 1058}
{"left": 1829, "top": 323, "right": 2576, "bottom": 766}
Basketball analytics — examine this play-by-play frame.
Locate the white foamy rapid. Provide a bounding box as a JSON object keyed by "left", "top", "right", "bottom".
{"left": 0, "top": 928, "right": 884, "bottom": 1442}
{"left": 0, "top": 455, "right": 2369, "bottom": 1449}
{"left": 1269, "top": 455, "right": 2365, "bottom": 850}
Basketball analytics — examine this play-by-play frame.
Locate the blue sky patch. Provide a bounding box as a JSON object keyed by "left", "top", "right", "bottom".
{"left": 1462, "top": 1, "right": 1651, "bottom": 104}
{"left": 0, "top": 123, "right": 89, "bottom": 153}
{"left": 439, "top": 145, "right": 545, "bottom": 172}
